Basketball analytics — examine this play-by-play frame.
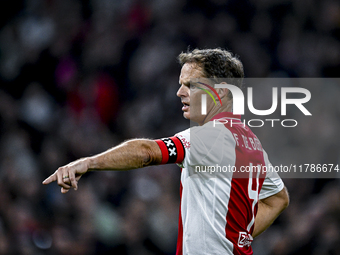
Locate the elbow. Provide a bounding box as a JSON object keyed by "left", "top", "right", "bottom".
{"left": 281, "top": 186, "right": 290, "bottom": 211}
{"left": 141, "top": 145, "right": 152, "bottom": 167}
{"left": 122, "top": 139, "right": 154, "bottom": 169}
{"left": 135, "top": 140, "right": 160, "bottom": 168}
{"left": 282, "top": 196, "right": 289, "bottom": 211}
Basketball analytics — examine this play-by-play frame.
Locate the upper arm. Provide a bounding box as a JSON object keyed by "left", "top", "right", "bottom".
{"left": 259, "top": 150, "right": 285, "bottom": 200}
{"left": 260, "top": 186, "right": 289, "bottom": 211}
{"left": 154, "top": 136, "right": 186, "bottom": 165}
{"left": 253, "top": 186, "right": 289, "bottom": 238}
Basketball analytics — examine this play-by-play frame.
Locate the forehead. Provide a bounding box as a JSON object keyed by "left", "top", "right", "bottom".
{"left": 179, "top": 63, "right": 204, "bottom": 84}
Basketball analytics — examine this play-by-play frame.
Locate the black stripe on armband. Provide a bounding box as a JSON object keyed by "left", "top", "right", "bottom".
{"left": 155, "top": 136, "right": 185, "bottom": 164}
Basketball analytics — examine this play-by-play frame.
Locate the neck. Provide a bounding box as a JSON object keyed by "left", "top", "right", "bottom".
{"left": 199, "top": 100, "right": 233, "bottom": 126}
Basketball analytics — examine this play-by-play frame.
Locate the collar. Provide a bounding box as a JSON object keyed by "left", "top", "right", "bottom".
{"left": 209, "top": 112, "right": 241, "bottom": 122}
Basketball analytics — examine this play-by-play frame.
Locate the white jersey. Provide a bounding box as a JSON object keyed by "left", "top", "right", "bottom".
{"left": 172, "top": 112, "right": 284, "bottom": 255}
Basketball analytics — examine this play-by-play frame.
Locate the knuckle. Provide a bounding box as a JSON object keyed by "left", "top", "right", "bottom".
{"left": 57, "top": 166, "right": 64, "bottom": 171}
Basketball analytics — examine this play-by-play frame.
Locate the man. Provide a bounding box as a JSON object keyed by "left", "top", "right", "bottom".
{"left": 43, "top": 48, "right": 289, "bottom": 255}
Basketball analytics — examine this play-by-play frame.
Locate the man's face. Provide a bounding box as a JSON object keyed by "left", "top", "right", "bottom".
{"left": 177, "top": 63, "right": 213, "bottom": 124}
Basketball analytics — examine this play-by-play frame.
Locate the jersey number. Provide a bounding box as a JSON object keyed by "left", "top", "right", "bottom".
{"left": 247, "top": 163, "right": 261, "bottom": 232}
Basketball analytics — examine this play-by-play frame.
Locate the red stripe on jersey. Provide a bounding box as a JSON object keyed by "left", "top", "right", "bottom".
{"left": 172, "top": 137, "right": 185, "bottom": 163}
{"left": 176, "top": 181, "right": 183, "bottom": 255}
{"left": 226, "top": 178, "right": 252, "bottom": 255}
{"left": 155, "top": 139, "right": 169, "bottom": 164}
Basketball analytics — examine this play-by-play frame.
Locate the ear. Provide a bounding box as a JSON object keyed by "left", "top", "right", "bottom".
{"left": 216, "top": 82, "right": 229, "bottom": 99}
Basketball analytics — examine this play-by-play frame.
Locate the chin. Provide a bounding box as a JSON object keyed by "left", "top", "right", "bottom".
{"left": 183, "top": 112, "right": 190, "bottom": 119}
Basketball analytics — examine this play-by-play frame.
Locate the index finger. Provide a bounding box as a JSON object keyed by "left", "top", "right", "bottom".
{"left": 42, "top": 172, "right": 57, "bottom": 185}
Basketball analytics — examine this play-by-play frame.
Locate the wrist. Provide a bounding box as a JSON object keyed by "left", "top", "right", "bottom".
{"left": 86, "top": 156, "right": 96, "bottom": 171}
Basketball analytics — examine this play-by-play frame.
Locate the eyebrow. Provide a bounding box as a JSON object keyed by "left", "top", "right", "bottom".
{"left": 179, "top": 79, "right": 190, "bottom": 86}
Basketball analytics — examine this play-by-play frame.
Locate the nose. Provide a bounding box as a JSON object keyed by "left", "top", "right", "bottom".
{"left": 177, "top": 85, "right": 189, "bottom": 98}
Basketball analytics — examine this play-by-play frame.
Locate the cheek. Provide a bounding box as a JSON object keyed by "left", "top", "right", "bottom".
{"left": 190, "top": 90, "right": 202, "bottom": 102}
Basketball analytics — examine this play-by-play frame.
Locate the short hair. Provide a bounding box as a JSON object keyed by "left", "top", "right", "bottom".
{"left": 178, "top": 48, "right": 244, "bottom": 99}
{"left": 177, "top": 48, "right": 244, "bottom": 80}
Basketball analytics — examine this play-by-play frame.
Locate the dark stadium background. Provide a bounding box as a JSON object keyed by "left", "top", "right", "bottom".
{"left": 0, "top": 0, "right": 339, "bottom": 254}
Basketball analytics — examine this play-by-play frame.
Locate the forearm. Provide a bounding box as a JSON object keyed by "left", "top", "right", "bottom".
{"left": 87, "top": 139, "right": 162, "bottom": 171}
{"left": 252, "top": 201, "right": 282, "bottom": 238}
{"left": 42, "top": 139, "right": 163, "bottom": 193}
{"left": 252, "top": 187, "right": 289, "bottom": 238}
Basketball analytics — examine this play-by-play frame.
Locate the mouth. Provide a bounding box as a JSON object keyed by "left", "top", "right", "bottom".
{"left": 182, "top": 102, "right": 190, "bottom": 111}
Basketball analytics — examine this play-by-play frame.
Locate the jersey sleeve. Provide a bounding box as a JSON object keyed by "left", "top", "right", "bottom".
{"left": 259, "top": 150, "right": 285, "bottom": 200}
{"left": 175, "top": 124, "right": 235, "bottom": 170}
{"left": 175, "top": 128, "right": 191, "bottom": 167}
{"left": 155, "top": 136, "right": 185, "bottom": 164}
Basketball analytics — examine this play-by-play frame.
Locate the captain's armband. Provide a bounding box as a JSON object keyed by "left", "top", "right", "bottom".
{"left": 155, "top": 137, "right": 185, "bottom": 164}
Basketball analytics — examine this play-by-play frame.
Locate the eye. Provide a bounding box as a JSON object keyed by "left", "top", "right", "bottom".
{"left": 190, "top": 84, "right": 196, "bottom": 89}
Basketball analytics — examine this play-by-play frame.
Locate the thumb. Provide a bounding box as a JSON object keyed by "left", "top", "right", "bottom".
{"left": 61, "top": 187, "right": 70, "bottom": 194}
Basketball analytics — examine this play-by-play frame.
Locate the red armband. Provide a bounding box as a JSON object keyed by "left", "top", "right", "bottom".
{"left": 155, "top": 136, "right": 185, "bottom": 164}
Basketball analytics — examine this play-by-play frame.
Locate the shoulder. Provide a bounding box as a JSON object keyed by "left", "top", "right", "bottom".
{"left": 193, "top": 121, "right": 235, "bottom": 144}
{"left": 175, "top": 128, "right": 191, "bottom": 149}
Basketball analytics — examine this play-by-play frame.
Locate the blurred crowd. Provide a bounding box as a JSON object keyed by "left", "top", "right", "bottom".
{"left": 0, "top": 0, "right": 339, "bottom": 254}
